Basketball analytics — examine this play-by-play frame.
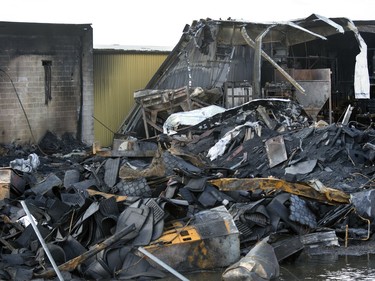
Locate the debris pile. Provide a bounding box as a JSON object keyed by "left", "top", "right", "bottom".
{"left": 1, "top": 99, "right": 375, "bottom": 280}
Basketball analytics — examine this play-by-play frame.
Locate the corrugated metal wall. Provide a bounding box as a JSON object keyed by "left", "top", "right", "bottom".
{"left": 93, "top": 51, "right": 168, "bottom": 146}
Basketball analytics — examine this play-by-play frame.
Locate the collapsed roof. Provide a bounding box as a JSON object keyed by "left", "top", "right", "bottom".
{"left": 120, "top": 14, "right": 375, "bottom": 139}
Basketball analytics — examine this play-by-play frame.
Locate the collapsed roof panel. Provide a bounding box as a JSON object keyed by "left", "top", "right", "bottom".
{"left": 122, "top": 15, "right": 375, "bottom": 139}
{"left": 215, "top": 18, "right": 327, "bottom": 46}
{"left": 293, "top": 14, "right": 345, "bottom": 36}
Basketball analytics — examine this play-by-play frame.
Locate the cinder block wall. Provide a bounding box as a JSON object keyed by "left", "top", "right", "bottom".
{"left": 0, "top": 23, "right": 93, "bottom": 146}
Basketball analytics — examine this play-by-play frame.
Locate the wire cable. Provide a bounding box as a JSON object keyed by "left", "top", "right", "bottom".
{"left": 0, "top": 68, "right": 47, "bottom": 155}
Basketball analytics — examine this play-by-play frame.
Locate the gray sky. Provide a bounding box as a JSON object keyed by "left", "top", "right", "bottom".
{"left": 1, "top": 0, "right": 373, "bottom": 48}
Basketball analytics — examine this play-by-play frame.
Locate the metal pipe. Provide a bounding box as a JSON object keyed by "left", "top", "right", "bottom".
{"left": 20, "top": 201, "right": 65, "bottom": 281}
{"left": 241, "top": 27, "right": 306, "bottom": 94}
{"left": 253, "top": 25, "right": 276, "bottom": 98}
{"left": 138, "top": 247, "right": 189, "bottom": 281}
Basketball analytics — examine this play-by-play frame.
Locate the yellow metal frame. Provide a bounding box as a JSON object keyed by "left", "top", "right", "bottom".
{"left": 209, "top": 177, "right": 350, "bottom": 204}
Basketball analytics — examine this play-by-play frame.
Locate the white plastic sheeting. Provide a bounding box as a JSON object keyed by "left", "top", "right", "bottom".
{"left": 207, "top": 121, "right": 261, "bottom": 161}
{"left": 9, "top": 153, "right": 40, "bottom": 172}
{"left": 348, "top": 20, "right": 370, "bottom": 99}
{"left": 163, "top": 105, "right": 226, "bottom": 135}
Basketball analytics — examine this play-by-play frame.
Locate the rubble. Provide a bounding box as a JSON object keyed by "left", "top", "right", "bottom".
{"left": 1, "top": 98, "right": 375, "bottom": 280}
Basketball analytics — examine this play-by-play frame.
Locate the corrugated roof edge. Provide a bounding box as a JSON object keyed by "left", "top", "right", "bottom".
{"left": 94, "top": 44, "right": 173, "bottom": 52}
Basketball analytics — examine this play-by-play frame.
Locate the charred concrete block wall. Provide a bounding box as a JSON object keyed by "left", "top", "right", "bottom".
{"left": 0, "top": 22, "right": 93, "bottom": 145}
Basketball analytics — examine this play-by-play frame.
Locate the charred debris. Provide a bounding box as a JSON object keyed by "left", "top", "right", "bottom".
{"left": 2, "top": 15, "right": 375, "bottom": 280}
{"left": 2, "top": 99, "right": 375, "bottom": 280}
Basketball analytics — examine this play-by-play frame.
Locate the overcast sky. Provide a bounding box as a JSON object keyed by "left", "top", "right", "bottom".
{"left": 1, "top": 0, "right": 373, "bottom": 48}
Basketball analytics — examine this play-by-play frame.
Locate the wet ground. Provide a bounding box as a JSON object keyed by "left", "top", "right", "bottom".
{"left": 279, "top": 253, "right": 375, "bottom": 281}
{"left": 161, "top": 249, "right": 375, "bottom": 280}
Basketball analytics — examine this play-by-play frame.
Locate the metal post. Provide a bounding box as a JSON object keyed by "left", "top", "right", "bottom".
{"left": 253, "top": 25, "right": 275, "bottom": 98}
{"left": 20, "top": 201, "right": 65, "bottom": 281}
{"left": 138, "top": 247, "right": 189, "bottom": 281}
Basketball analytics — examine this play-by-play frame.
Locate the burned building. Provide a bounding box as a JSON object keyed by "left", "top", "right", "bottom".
{"left": 121, "top": 14, "right": 375, "bottom": 139}
{"left": 0, "top": 21, "right": 94, "bottom": 145}
{"left": 3, "top": 15, "right": 375, "bottom": 281}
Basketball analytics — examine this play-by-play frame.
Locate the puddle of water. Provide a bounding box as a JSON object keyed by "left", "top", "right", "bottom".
{"left": 160, "top": 253, "right": 375, "bottom": 281}
{"left": 279, "top": 253, "right": 375, "bottom": 281}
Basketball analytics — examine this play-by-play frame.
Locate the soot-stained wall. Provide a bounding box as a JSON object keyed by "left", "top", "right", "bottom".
{"left": 0, "top": 22, "right": 93, "bottom": 145}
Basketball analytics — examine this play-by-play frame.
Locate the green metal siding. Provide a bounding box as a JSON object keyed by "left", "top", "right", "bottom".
{"left": 93, "top": 52, "right": 168, "bottom": 146}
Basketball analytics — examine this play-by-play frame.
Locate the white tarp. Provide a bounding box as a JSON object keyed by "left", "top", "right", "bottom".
{"left": 207, "top": 121, "right": 261, "bottom": 161}
{"left": 163, "top": 105, "right": 226, "bottom": 135}
{"left": 348, "top": 20, "right": 370, "bottom": 99}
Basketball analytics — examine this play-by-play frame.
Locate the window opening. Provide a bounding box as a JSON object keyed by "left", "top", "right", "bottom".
{"left": 42, "top": 60, "right": 52, "bottom": 105}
